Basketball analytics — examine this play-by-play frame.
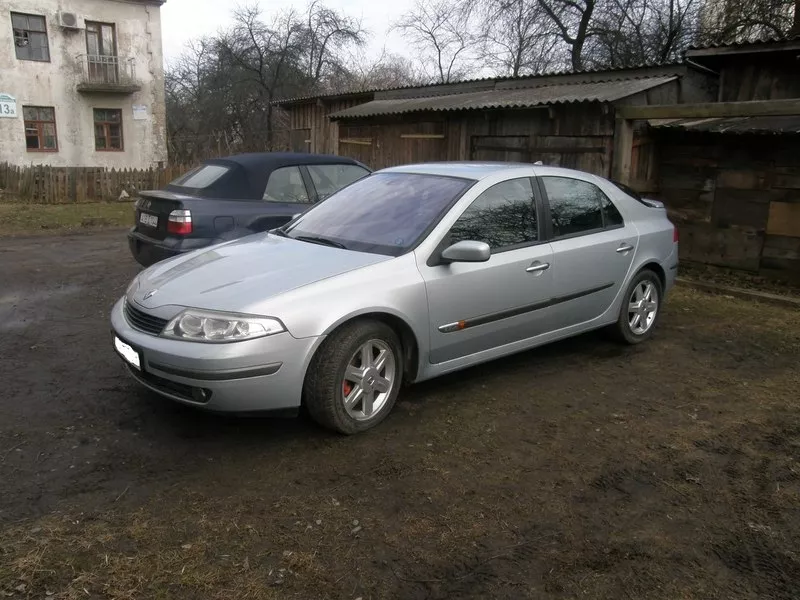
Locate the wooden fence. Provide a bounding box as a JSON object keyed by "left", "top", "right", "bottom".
{"left": 0, "top": 163, "right": 196, "bottom": 203}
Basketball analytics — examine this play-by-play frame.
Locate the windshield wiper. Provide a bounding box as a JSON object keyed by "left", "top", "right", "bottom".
{"left": 293, "top": 235, "right": 347, "bottom": 250}
{"left": 270, "top": 228, "right": 289, "bottom": 238}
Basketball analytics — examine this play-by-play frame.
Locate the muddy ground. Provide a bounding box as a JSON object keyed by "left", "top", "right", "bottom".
{"left": 1, "top": 231, "right": 799, "bottom": 600}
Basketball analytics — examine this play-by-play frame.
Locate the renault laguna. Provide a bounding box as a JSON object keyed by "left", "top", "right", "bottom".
{"left": 111, "top": 162, "right": 678, "bottom": 434}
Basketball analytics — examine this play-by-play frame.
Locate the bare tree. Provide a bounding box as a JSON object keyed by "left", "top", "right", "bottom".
{"left": 301, "top": 0, "right": 366, "bottom": 89}
{"left": 538, "top": 0, "right": 598, "bottom": 70}
{"left": 340, "top": 47, "right": 427, "bottom": 90}
{"left": 478, "top": 0, "right": 568, "bottom": 75}
{"left": 590, "top": 0, "right": 701, "bottom": 67}
{"left": 394, "top": 0, "right": 480, "bottom": 83}
{"left": 699, "top": 0, "right": 795, "bottom": 41}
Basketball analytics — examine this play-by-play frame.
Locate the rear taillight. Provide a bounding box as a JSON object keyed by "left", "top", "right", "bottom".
{"left": 673, "top": 226, "right": 679, "bottom": 243}
{"left": 167, "top": 209, "right": 192, "bottom": 235}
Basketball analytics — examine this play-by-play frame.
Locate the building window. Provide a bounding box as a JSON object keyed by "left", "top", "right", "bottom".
{"left": 94, "top": 109, "right": 123, "bottom": 151}
{"left": 23, "top": 106, "right": 58, "bottom": 152}
{"left": 85, "top": 22, "right": 118, "bottom": 83}
{"left": 11, "top": 12, "right": 50, "bottom": 62}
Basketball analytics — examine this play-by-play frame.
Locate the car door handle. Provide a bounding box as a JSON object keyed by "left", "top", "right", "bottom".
{"left": 526, "top": 262, "right": 550, "bottom": 273}
{"left": 616, "top": 244, "right": 634, "bottom": 253}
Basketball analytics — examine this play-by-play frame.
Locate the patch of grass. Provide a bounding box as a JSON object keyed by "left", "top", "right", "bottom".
{"left": 0, "top": 202, "right": 135, "bottom": 236}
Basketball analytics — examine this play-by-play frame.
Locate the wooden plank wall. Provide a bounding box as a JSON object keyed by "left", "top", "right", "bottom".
{"left": 464, "top": 104, "right": 615, "bottom": 176}
{"left": 719, "top": 56, "right": 800, "bottom": 102}
{"left": 289, "top": 97, "right": 371, "bottom": 155}
{"left": 0, "top": 162, "right": 193, "bottom": 203}
{"left": 335, "top": 104, "right": 616, "bottom": 174}
{"left": 338, "top": 119, "right": 448, "bottom": 169}
{"left": 654, "top": 132, "right": 800, "bottom": 276}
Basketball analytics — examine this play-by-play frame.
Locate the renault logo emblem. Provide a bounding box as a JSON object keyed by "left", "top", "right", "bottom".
{"left": 143, "top": 289, "right": 157, "bottom": 300}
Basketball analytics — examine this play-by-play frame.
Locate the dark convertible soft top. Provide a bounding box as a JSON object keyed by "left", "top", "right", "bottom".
{"left": 164, "top": 152, "right": 367, "bottom": 200}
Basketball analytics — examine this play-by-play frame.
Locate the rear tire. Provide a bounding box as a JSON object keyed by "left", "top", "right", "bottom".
{"left": 303, "top": 320, "right": 404, "bottom": 435}
{"left": 610, "top": 269, "right": 663, "bottom": 345}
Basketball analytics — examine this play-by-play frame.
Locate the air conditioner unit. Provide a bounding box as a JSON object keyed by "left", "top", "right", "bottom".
{"left": 58, "top": 12, "right": 82, "bottom": 30}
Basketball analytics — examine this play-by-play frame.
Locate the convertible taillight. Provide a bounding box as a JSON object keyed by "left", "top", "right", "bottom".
{"left": 167, "top": 209, "right": 193, "bottom": 235}
{"left": 673, "top": 226, "right": 679, "bottom": 243}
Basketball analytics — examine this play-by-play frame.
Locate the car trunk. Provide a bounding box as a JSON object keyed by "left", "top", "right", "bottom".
{"left": 133, "top": 190, "right": 190, "bottom": 241}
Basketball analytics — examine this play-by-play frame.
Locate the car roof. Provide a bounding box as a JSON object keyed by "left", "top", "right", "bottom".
{"left": 165, "top": 153, "right": 369, "bottom": 199}
{"left": 211, "top": 152, "right": 365, "bottom": 170}
{"left": 377, "top": 161, "right": 600, "bottom": 182}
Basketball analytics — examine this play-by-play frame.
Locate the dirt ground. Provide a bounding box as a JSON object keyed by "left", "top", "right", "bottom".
{"left": 1, "top": 231, "right": 799, "bottom": 600}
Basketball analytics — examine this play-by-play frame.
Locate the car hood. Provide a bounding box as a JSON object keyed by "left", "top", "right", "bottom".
{"left": 130, "top": 233, "right": 390, "bottom": 313}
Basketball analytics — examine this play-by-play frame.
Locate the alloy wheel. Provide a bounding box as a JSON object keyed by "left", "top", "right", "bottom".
{"left": 341, "top": 339, "right": 397, "bottom": 421}
{"left": 628, "top": 280, "right": 659, "bottom": 335}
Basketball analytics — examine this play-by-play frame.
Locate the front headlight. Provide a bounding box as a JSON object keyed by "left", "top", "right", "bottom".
{"left": 161, "top": 309, "right": 286, "bottom": 343}
{"left": 126, "top": 277, "right": 139, "bottom": 297}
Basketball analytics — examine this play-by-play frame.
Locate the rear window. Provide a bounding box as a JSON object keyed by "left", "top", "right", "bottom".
{"left": 307, "top": 164, "right": 370, "bottom": 200}
{"left": 170, "top": 164, "right": 229, "bottom": 188}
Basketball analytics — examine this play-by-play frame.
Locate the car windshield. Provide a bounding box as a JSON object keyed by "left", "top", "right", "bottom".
{"left": 281, "top": 172, "right": 473, "bottom": 256}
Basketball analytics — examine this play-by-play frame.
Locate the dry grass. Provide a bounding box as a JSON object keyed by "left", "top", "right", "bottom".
{"left": 0, "top": 202, "right": 134, "bottom": 236}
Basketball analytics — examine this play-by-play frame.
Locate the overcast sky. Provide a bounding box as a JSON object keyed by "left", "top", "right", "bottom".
{"left": 160, "top": 0, "right": 412, "bottom": 65}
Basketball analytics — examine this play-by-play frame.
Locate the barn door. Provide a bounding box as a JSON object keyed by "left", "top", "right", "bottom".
{"left": 470, "top": 135, "right": 611, "bottom": 176}
{"left": 338, "top": 124, "right": 376, "bottom": 169}
{"left": 289, "top": 129, "right": 310, "bottom": 152}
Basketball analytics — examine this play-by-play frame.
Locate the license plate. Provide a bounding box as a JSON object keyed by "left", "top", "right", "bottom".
{"left": 139, "top": 212, "right": 158, "bottom": 228}
{"left": 114, "top": 336, "right": 141, "bottom": 370}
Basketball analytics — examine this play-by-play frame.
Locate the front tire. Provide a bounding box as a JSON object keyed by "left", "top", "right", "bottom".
{"left": 610, "top": 269, "right": 663, "bottom": 345}
{"left": 303, "top": 320, "right": 404, "bottom": 435}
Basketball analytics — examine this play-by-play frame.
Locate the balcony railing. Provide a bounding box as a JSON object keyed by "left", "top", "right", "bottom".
{"left": 77, "top": 54, "right": 142, "bottom": 94}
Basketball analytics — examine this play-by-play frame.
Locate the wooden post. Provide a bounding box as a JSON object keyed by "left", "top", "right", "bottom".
{"left": 612, "top": 117, "right": 634, "bottom": 184}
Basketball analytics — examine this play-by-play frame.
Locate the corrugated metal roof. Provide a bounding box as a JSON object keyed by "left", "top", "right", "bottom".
{"left": 649, "top": 116, "right": 800, "bottom": 134}
{"left": 327, "top": 76, "right": 677, "bottom": 119}
{"left": 687, "top": 33, "right": 800, "bottom": 51}
{"left": 272, "top": 62, "right": 685, "bottom": 106}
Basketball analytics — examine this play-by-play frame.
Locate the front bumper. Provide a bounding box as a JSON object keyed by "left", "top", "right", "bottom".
{"left": 110, "top": 297, "right": 323, "bottom": 413}
{"left": 128, "top": 229, "right": 213, "bottom": 267}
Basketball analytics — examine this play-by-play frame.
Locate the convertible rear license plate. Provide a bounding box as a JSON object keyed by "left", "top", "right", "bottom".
{"left": 139, "top": 212, "right": 158, "bottom": 228}
{"left": 114, "top": 336, "right": 141, "bottom": 370}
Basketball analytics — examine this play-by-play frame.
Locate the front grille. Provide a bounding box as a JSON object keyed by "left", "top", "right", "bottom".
{"left": 128, "top": 366, "right": 209, "bottom": 403}
{"left": 124, "top": 301, "right": 169, "bottom": 335}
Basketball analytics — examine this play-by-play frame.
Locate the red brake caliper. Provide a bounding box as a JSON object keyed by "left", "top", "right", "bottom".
{"left": 343, "top": 381, "right": 353, "bottom": 396}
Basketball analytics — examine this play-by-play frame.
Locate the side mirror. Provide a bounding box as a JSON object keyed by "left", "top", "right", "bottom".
{"left": 440, "top": 240, "right": 491, "bottom": 263}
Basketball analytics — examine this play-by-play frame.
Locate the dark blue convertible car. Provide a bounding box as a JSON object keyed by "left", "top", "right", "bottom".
{"left": 128, "top": 153, "right": 370, "bottom": 266}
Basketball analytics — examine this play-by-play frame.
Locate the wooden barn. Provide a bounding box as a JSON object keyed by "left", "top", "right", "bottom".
{"left": 276, "top": 64, "right": 715, "bottom": 178}
{"left": 275, "top": 37, "right": 800, "bottom": 278}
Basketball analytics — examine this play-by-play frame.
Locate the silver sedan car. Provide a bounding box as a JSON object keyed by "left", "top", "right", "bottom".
{"left": 111, "top": 162, "right": 678, "bottom": 434}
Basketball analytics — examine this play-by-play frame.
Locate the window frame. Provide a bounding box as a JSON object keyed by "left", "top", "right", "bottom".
{"left": 305, "top": 163, "right": 371, "bottom": 203}
{"left": 428, "top": 176, "right": 546, "bottom": 266}
{"left": 11, "top": 12, "right": 50, "bottom": 62}
{"left": 93, "top": 108, "right": 124, "bottom": 152}
{"left": 84, "top": 21, "right": 118, "bottom": 56}
{"left": 22, "top": 106, "right": 58, "bottom": 152}
{"left": 535, "top": 175, "right": 626, "bottom": 242}
{"left": 262, "top": 165, "right": 314, "bottom": 204}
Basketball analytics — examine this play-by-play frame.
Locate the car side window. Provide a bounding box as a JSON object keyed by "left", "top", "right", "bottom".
{"left": 541, "top": 176, "right": 622, "bottom": 238}
{"left": 601, "top": 193, "right": 624, "bottom": 227}
{"left": 263, "top": 166, "right": 310, "bottom": 203}
{"left": 307, "top": 164, "right": 370, "bottom": 201}
{"left": 449, "top": 177, "right": 538, "bottom": 251}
